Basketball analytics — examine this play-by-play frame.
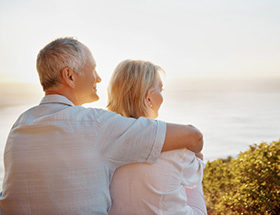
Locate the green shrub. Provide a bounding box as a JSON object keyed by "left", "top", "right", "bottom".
{"left": 203, "top": 140, "right": 280, "bottom": 215}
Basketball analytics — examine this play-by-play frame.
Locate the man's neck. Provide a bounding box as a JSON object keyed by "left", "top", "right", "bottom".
{"left": 45, "top": 88, "right": 79, "bottom": 106}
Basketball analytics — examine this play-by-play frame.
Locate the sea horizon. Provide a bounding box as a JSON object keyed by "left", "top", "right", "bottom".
{"left": 0, "top": 77, "right": 280, "bottom": 186}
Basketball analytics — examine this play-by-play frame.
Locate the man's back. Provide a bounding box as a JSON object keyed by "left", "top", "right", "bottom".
{"left": 0, "top": 95, "right": 166, "bottom": 215}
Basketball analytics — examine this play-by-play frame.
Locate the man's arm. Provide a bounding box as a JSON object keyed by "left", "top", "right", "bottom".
{"left": 161, "top": 123, "right": 203, "bottom": 153}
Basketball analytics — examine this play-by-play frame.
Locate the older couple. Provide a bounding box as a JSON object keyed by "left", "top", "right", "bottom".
{"left": 0, "top": 38, "right": 206, "bottom": 215}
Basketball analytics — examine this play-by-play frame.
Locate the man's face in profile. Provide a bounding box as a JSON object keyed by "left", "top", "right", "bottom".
{"left": 74, "top": 51, "right": 101, "bottom": 105}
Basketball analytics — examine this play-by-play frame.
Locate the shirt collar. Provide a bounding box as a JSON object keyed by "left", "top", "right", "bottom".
{"left": 40, "top": 94, "right": 75, "bottom": 107}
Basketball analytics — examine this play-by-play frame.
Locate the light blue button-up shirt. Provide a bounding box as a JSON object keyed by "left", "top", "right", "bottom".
{"left": 0, "top": 95, "right": 166, "bottom": 215}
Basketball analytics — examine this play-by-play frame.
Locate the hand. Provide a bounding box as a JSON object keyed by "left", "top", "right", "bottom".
{"left": 195, "top": 152, "right": 203, "bottom": 160}
{"left": 162, "top": 123, "right": 203, "bottom": 153}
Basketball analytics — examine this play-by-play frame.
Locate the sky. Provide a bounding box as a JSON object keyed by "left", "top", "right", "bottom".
{"left": 0, "top": 0, "right": 280, "bottom": 88}
{"left": 0, "top": 0, "right": 280, "bottom": 163}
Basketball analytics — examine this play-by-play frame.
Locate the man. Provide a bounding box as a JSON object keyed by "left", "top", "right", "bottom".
{"left": 0, "top": 38, "right": 203, "bottom": 215}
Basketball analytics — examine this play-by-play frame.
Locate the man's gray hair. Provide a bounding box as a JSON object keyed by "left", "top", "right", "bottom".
{"left": 36, "top": 37, "right": 88, "bottom": 91}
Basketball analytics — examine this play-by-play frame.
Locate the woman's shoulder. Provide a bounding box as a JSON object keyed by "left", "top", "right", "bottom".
{"left": 160, "top": 148, "right": 196, "bottom": 163}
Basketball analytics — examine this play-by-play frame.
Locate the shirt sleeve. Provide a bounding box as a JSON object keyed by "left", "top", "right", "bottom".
{"left": 94, "top": 109, "right": 166, "bottom": 168}
{"left": 180, "top": 150, "right": 205, "bottom": 188}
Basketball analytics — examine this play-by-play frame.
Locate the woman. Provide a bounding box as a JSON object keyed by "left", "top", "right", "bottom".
{"left": 108, "top": 60, "right": 207, "bottom": 215}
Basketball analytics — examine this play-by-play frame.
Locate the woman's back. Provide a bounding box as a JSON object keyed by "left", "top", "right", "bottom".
{"left": 109, "top": 149, "right": 204, "bottom": 215}
{"left": 107, "top": 59, "right": 206, "bottom": 215}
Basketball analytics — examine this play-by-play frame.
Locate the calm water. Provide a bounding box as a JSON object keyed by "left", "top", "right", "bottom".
{"left": 160, "top": 90, "right": 280, "bottom": 160}
{"left": 0, "top": 79, "right": 280, "bottom": 186}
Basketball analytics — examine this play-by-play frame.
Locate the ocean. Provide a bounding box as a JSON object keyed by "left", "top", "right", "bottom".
{"left": 0, "top": 79, "right": 280, "bottom": 186}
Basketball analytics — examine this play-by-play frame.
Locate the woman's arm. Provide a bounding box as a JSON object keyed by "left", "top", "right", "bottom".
{"left": 162, "top": 123, "right": 203, "bottom": 153}
{"left": 182, "top": 151, "right": 205, "bottom": 187}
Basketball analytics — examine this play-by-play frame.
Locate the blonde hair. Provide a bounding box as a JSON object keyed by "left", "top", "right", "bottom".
{"left": 107, "top": 59, "right": 163, "bottom": 118}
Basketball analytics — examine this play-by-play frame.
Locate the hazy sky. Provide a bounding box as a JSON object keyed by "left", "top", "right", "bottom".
{"left": 0, "top": 0, "right": 280, "bottom": 85}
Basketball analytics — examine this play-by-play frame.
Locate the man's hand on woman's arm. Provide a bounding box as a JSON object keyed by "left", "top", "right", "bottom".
{"left": 161, "top": 123, "right": 203, "bottom": 153}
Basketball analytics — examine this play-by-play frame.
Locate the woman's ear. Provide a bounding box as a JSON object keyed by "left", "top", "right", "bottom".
{"left": 145, "top": 89, "right": 153, "bottom": 108}
{"left": 61, "top": 67, "right": 76, "bottom": 88}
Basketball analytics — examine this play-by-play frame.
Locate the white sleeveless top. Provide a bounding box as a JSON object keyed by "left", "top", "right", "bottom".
{"left": 109, "top": 149, "right": 205, "bottom": 215}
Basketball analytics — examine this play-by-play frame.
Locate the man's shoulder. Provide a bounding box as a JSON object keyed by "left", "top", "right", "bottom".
{"left": 13, "top": 105, "right": 106, "bottom": 124}
{"left": 70, "top": 106, "right": 116, "bottom": 119}
{"left": 52, "top": 105, "right": 122, "bottom": 124}
{"left": 12, "top": 104, "right": 125, "bottom": 130}
{"left": 49, "top": 105, "right": 108, "bottom": 122}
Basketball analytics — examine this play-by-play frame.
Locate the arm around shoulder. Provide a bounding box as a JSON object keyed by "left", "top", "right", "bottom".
{"left": 161, "top": 123, "right": 203, "bottom": 153}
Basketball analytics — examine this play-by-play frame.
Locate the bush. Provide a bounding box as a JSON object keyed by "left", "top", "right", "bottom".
{"left": 203, "top": 140, "right": 280, "bottom": 215}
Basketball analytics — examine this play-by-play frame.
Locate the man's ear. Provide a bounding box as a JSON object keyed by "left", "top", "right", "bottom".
{"left": 61, "top": 67, "right": 76, "bottom": 88}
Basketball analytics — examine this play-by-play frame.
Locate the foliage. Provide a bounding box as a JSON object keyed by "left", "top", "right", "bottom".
{"left": 202, "top": 140, "right": 280, "bottom": 215}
